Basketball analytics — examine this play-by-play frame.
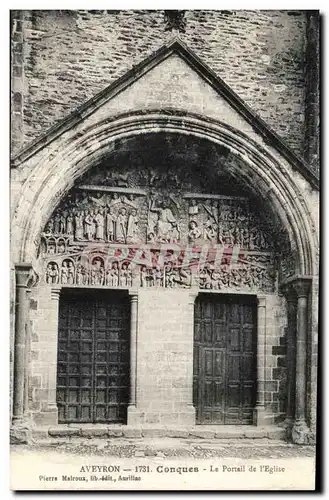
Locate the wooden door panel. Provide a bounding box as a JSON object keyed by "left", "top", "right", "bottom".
{"left": 227, "top": 355, "right": 240, "bottom": 382}
{"left": 194, "top": 295, "right": 257, "bottom": 425}
{"left": 214, "top": 350, "right": 225, "bottom": 378}
{"left": 213, "top": 323, "right": 226, "bottom": 346}
{"left": 228, "top": 327, "right": 240, "bottom": 351}
{"left": 204, "top": 350, "right": 213, "bottom": 377}
{"left": 243, "top": 326, "right": 254, "bottom": 351}
{"left": 203, "top": 323, "right": 212, "bottom": 344}
{"left": 242, "top": 384, "right": 254, "bottom": 408}
{"left": 57, "top": 292, "right": 130, "bottom": 424}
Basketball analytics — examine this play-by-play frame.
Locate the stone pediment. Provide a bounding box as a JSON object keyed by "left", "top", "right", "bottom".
{"left": 11, "top": 39, "right": 318, "bottom": 189}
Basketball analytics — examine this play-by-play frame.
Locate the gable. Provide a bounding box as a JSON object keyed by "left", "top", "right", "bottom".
{"left": 11, "top": 40, "right": 318, "bottom": 189}
{"left": 87, "top": 53, "right": 253, "bottom": 136}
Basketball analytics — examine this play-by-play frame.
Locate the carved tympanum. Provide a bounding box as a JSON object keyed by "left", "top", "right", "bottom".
{"left": 39, "top": 163, "right": 290, "bottom": 293}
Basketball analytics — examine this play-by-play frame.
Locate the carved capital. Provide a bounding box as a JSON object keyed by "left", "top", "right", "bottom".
{"left": 257, "top": 296, "right": 266, "bottom": 308}
{"left": 281, "top": 283, "right": 297, "bottom": 303}
{"left": 15, "top": 263, "right": 33, "bottom": 288}
{"left": 128, "top": 290, "right": 139, "bottom": 300}
{"left": 292, "top": 278, "right": 311, "bottom": 298}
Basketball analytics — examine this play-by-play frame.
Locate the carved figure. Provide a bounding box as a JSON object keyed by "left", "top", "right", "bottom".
{"left": 60, "top": 261, "right": 68, "bottom": 285}
{"left": 188, "top": 199, "right": 199, "bottom": 217}
{"left": 211, "top": 268, "right": 221, "bottom": 289}
{"left": 204, "top": 220, "right": 217, "bottom": 242}
{"left": 150, "top": 199, "right": 177, "bottom": 242}
{"left": 75, "top": 211, "right": 84, "bottom": 241}
{"left": 220, "top": 202, "right": 231, "bottom": 221}
{"left": 84, "top": 211, "right": 95, "bottom": 241}
{"left": 116, "top": 207, "right": 128, "bottom": 243}
{"left": 57, "top": 240, "right": 65, "bottom": 254}
{"left": 140, "top": 265, "right": 148, "bottom": 287}
{"left": 120, "top": 263, "right": 128, "bottom": 287}
{"left": 92, "top": 258, "right": 104, "bottom": 286}
{"left": 126, "top": 264, "right": 133, "bottom": 287}
{"left": 106, "top": 207, "right": 117, "bottom": 242}
{"left": 106, "top": 264, "right": 113, "bottom": 286}
{"left": 59, "top": 214, "right": 66, "bottom": 234}
{"left": 67, "top": 261, "right": 75, "bottom": 285}
{"left": 219, "top": 265, "right": 230, "bottom": 288}
{"left": 126, "top": 208, "right": 139, "bottom": 244}
{"left": 147, "top": 232, "right": 156, "bottom": 244}
{"left": 66, "top": 214, "right": 74, "bottom": 236}
{"left": 54, "top": 214, "right": 60, "bottom": 234}
{"left": 230, "top": 268, "right": 240, "bottom": 288}
{"left": 188, "top": 220, "right": 201, "bottom": 241}
{"left": 47, "top": 241, "right": 56, "bottom": 254}
{"left": 111, "top": 261, "right": 119, "bottom": 287}
{"left": 76, "top": 264, "right": 84, "bottom": 285}
{"left": 90, "top": 192, "right": 106, "bottom": 207}
{"left": 45, "top": 219, "right": 54, "bottom": 234}
{"left": 249, "top": 227, "right": 260, "bottom": 250}
{"left": 95, "top": 209, "right": 105, "bottom": 241}
{"left": 170, "top": 222, "right": 181, "bottom": 243}
{"left": 165, "top": 263, "right": 177, "bottom": 288}
{"left": 46, "top": 263, "right": 59, "bottom": 284}
{"left": 104, "top": 171, "right": 129, "bottom": 187}
{"left": 154, "top": 265, "right": 163, "bottom": 287}
{"left": 199, "top": 266, "right": 212, "bottom": 289}
{"left": 203, "top": 200, "right": 218, "bottom": 225}
{"left": 176, "top": 267, "right": 191, "bottom": 288}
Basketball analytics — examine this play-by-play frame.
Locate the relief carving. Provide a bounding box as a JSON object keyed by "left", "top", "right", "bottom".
{"left": 39, "top": 164, "right": 290, "bottom": 292}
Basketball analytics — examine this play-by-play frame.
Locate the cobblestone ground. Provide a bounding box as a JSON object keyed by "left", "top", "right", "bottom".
{"left": 11, "top": 439, "right": 315, "bottom": 459}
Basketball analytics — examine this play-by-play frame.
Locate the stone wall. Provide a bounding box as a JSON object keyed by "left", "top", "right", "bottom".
{"left": 11, "top": 9, "right": 311, "bottom": 162}
{"left": 28, "top": 285, "right": 59, "bottom": 426}
{"left": 130, "top": 289, "right": 195, "bottom": 425}
{"left": 265, "top": 294, "right": 288, "bottom": 423}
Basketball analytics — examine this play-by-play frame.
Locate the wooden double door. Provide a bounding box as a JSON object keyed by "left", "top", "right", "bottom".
{"left": 193, "top": 294, "right": 257, "bottom": 425}
{"left": 56, "top": 290, "right": 130, "bottom": 424}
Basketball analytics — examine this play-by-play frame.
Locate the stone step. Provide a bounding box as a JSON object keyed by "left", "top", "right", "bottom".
{"left": 37, "top": 425, "right": 287, "bottom": 441}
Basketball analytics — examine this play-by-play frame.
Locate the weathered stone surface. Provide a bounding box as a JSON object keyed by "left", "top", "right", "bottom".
{"left": 10, "top": 423, "right": 32, "bottom": 444}
{"left": 48, "top": 427, "right": 80, "bottom": 437}
{"left": 166, "top": 429, "right": 189, "bottom": 439}
{"left": 124, "top": 428, "right": 142, "bottom": 439}
{"left": 267, "top": 428, "right": 287, "bottom": 440}
{"left": 142, "top": 429, "right": 167, "bottom": 438}
{"left": 14, "top": 10, "right": 310, "bottom": 159}
{"left": 214, "top": 431, "right": 244, "bottom": 439}
{"left": 189, "top": 430, "right": 215, "bottom": 439}
{"left": 291, "top": 422, "right": 310, "bottom": 445}
{"left": 107, "top": 428, "right": 124, "bottom": 438}
{"left": 80, "top": 427, "right": 108, "bottom": 438}
{"left": 244, "top": 428, "right": 268, "bottom": 439}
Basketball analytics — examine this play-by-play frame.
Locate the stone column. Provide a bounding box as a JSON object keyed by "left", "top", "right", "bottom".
{"left": 292, "top": 279, "right": 311, "bottom": 444}
{"left": 253, "top": 296, "right": 267, "bottom": 426}
{"left": 187, "top": 288, "right": 198, "bottom": 420}
{"left": 46, "top": 287, "right": 61, "bottom": 417}
{"left": 12, "top": 264, "right": 32, "bottom": 423}
{"left": 127, "top": 291, "right": 138, "bottom": 424}
{"left": 284, "top": 287, "right": 297, "bottom": 428}
{"left": 23, "top": 289, "right": 31, "bottom": 417}
{"left": 11, "top": 264, "right": 32, "bottom": 443}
